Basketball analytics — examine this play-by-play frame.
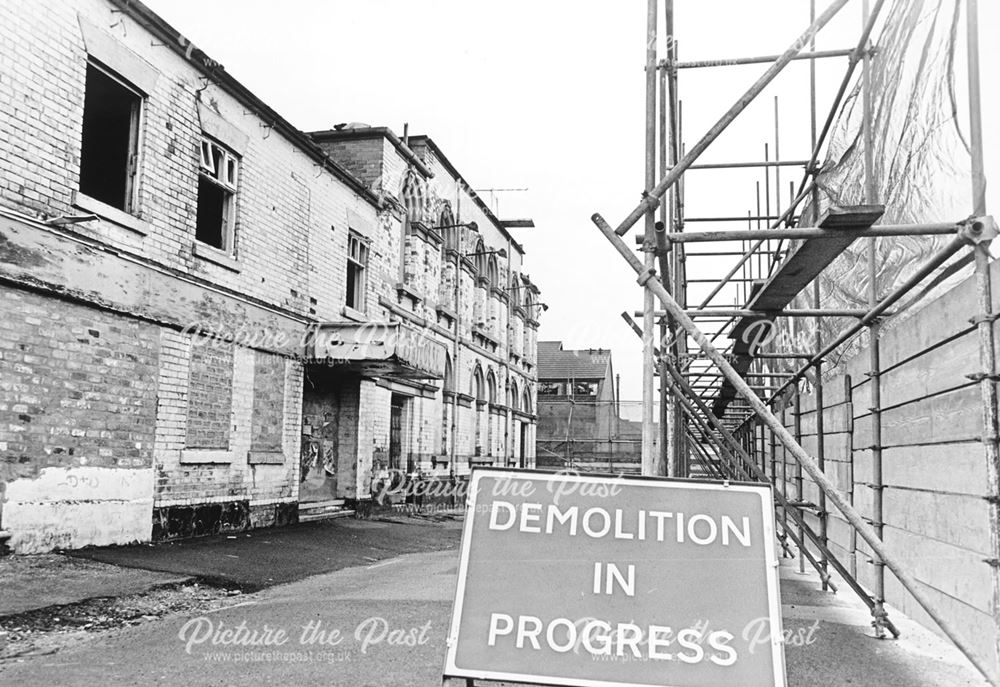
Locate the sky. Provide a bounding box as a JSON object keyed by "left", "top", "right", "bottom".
{"left": 143, "top": 0, "right": 1000, "bottom": 402}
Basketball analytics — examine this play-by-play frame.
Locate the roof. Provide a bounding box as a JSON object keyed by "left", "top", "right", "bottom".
{"left": 308, "top": 126, "right": 434, "bottom": 179}
{"left": 407, "top": 135, "right": 526, "bottom": 256}
{"left": 537, "top": 341, "right": 612, "bottom": 381}
{"left": 111, "top": 0, "right": 379, "bottom": 207}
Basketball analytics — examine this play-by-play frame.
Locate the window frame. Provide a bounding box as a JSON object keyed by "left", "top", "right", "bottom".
{"left": 538, "top": 381, "right": 564, "bottom": 396}
{"left": 346, "top": 230, "right": 370, "bottom": 312}
{"left": 78, "top": 58, "right": 144, "bottom": 215}
{"left": 195, "top": 136, "right": 240, "bottom": 254}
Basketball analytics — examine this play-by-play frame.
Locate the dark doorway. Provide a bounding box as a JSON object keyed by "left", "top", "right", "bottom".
{"left": 519, "top": 423, "right": 528, "bottom": 468}
{"left": 300, "top": 369, "right": 360, "bottom": 503}
{"left": 389, "top": 394, "right": 406, "bottom": 472}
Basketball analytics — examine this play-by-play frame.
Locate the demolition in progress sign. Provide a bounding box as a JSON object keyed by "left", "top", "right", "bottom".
{"left": 444, "top": 469, "right": 786, "bottom": 687}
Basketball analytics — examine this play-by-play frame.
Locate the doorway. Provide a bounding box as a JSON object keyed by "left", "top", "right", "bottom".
{"left": 299, "top": 369, "right": 360, "bottom": 503}
{"left": 519, "top": 423, "right": 528, "bottom": 468}
{"left": 389, "top": 394, "right": 408, "bottom": 473}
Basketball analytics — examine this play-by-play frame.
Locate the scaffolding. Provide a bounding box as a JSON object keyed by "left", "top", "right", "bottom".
{"left": 537, "top": 399, "right": 645, "bottom": 475}
{"left": 597, "top": 0, "right": 998, "bottom": 683}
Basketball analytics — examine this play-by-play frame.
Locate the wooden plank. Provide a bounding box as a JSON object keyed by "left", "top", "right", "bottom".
{"left": 824, "top": 514, "right": 854, "bottom": 553}
{"left": 879, "top": 332, "right": 979, "bottom": 410}
{"left": 799, "top": 404, "right": 851, "bottom": 435}
{"left": 750, "top": 205, "right": 885, "bottom": 311}
{"left": 852, "top": 415, "right": 872, "bottom": 447}
{"left": 882, "top": 489, "right": 991, "bottom": 554}
{"left": 827, "top": 460, "right": 852, "bottom": 493}
{"left": 852, "top": 481, "right": 875, "bottom": 518}
{"left": 884, "top": 572, "right": 999, "bottom": 670}
{"left": 880, "top": 386, "right": 983, "bottom": 446}
{"left": 713, "top": 206, "right": 884, "bottom": 416}
{"left": 878, "top": 258, "right": 982, "bottom": 370}
{"left": 884, "top": 526, "right": 995, "bottom": 612}
{"left": 882, "top": 444, "right": 988, "bottom": 497}
{"left": 820, "top": 432, "right": 852, "bottom": 465}
{"left": 853, "top": 448, "right": 873, "bottom": 484}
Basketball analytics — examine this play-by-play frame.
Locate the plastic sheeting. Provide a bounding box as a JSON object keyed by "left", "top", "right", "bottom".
{"left": 771, "top": 0, "right": 975, "bottom": 372}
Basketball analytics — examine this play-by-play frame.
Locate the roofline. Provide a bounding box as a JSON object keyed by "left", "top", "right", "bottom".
{"left": 308, "top": 127, "right": 434, "bottom": 179}
{"left": 538, "top": 376, "right": 606, "bottom": 382}
{"left": 407, "top": 135, "right": 525, "bottom": 256}
{"left": 110, "top": 0, "right": 380, "bottom": 207}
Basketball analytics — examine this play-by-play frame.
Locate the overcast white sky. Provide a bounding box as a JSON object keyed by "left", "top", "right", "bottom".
{"left": 144, "top": 0, "right": 999, "bottom": 401}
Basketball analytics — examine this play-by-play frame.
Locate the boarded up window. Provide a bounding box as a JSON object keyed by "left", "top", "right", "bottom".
{"left": 251, "top": 352, "right": 285, "bottom": 451}
{"left": 186, "top": 340, "right": 234, "bottom": 449}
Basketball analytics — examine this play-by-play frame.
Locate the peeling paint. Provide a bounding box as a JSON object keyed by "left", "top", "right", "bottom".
{"left": 0, "top": 229, "right": 49, "bottom": 267}
{"left": 2, "top": 466, "right": 153, "bottom": 554}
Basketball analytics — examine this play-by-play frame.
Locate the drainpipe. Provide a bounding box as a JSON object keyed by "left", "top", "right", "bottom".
{"left": 449, "top": 245, "right": 461, "bottom": 490}
{"left": 504, "top": 236, "right": 513, "bottom": 466}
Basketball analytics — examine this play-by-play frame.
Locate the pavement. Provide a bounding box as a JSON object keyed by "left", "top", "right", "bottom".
{"left": 0, "top": 512, "right": 990, "bottom": 686}
{"left": 65, "top": 511, "right": 464, "bottom": 591}
{"left": 0, "top": 554, "right": 192, "bottom": 617}
{"left": 777, "top": 559, "right": 986, "bottom": 687}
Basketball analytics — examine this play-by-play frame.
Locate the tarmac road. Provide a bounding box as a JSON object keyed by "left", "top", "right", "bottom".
{"left": 0, "top": 525, "right": 989, "bottom": 687}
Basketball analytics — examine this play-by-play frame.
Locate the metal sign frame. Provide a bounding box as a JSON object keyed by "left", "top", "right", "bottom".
{"left": 443, "top": 467, "right": 787, "bottom": 687}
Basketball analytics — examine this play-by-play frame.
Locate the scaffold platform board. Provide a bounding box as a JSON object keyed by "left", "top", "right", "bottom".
{"left": 713, "top": 205, "right": 884, "bottom": 416}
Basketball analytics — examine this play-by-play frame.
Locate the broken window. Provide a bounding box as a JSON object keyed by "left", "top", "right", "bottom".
{"left": 196, "top": 138, "right": 239, "bottom": 251}
{"left": 78, "top": 61, "right": 142, "bottom": 211}
{"left": 538, "top": 382, "right": 564, "bottom": 396}
{"left": 346, "top": 231, "right": 369, "bottom": 311}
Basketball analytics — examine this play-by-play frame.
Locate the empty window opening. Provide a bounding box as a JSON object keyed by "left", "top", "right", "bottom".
{"left": 78, "top": 61, "right": 142, "bottom": 211}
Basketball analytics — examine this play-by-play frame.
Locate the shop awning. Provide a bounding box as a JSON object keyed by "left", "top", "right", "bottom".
{"left": 307, "top": 322, "right": 448, "bottom": 379}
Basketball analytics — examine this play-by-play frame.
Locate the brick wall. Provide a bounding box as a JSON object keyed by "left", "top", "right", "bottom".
{"left": 312, "top": 133, "right": 542, "bottom": 485}
{"left": 0, "top": 0, "right": 541, "bottom": 543}
{"left": 0, "top": 0, "right": 388, "bottom": 546}
{"left": 151, "top": 330, "right": 301, "bottom": 540}
{"left": 185, "top": 342, "right": 234, "bottom": 449}
{"left": 0, "top": 286, "right": 159, "bottom": 552}
{"left": 0, "top": 0, "right": 380, "bottom": 323}
{"left": 251, "top": 351, "right": 285, "bottom": 452}
{"left": 312, "top": 137, "right": 385, "bottom": 189}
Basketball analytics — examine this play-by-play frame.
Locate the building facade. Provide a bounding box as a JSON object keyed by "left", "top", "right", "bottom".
{"left": 536, "top": 342, "right": 641, "bottom": 473}
{"left": 0, "top": 0, "right": 539, "bottom": 553}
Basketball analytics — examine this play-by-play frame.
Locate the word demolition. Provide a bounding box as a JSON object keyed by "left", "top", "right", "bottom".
{"left": 488, "top": 500, "right": 752, "bottom": 546}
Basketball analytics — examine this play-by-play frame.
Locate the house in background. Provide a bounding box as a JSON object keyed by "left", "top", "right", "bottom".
{"left": 536, "top": 342, "right": 644, "bottom": 473}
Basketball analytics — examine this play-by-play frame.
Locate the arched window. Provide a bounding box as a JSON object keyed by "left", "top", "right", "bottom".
{"left": 473, "top": 365, "right": 485, "bottom": 400}
{"left": 443, "top": 355, "right": 454, "bottom": 393}
{"left": 487, "top": 255, "right": 499, "bottom": 289}
{"left": 401, "top": 168, "right": 426, "bottom": 227}
{"left": 441, "top": 354, "right": 453, "bottom": 455}
{"left": 487, "top": 371, "right": 497, "bottom": 405}
{"left": 524, "top": 290, "right": 535, "bottom": 317}
{"left": 485, "top": 370, "right": 498, "bottom": 458}
{"left": 522, "top": 388, "right": 532, "bottom": 414}
{"left": 473, "top": 365, "right": 486, "bottom": 457}
{"left": 439, "top": 204, "right": 458, "bottom": 250}
{"left": 509, "top": 378, "right": 519, "bottom": 408}
{"left": 474, "top": 238, "right": 487, "bottom": 277}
